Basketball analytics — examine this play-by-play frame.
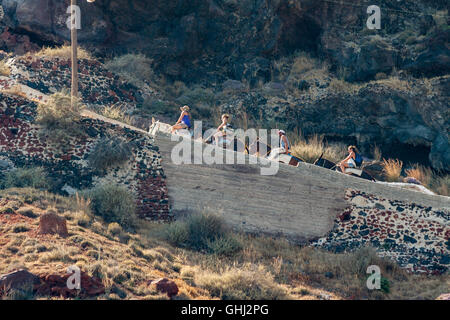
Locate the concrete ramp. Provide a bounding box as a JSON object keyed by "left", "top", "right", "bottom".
{"left": 154, "top": 132, "right": 450, "bottom": 242}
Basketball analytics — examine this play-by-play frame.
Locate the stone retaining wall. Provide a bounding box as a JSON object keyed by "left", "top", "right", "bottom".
{"left": 0, "top": 93, "right": 171, "bottom": 221}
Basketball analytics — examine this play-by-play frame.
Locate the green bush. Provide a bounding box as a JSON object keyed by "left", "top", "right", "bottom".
{"left": 88, "top": 136, "right": 133, "bottom": 172}
{"left": 1, "top": 167, "right": 50, "bottom": 190}
{"left": 206, "top": 236, "right": 243, "bottom": 256}
{"left": 104, "top": 54, "right": 154, "bottom": 88}
{"left": 87, "top": 184, "right": 136, "bottom": 230}
{"left": 165, "top": 213, "right": 242, "bottom": 255}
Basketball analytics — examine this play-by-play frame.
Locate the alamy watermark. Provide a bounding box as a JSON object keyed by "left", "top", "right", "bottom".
{"left": 66, "top": 5, "right": 81, "bottom": 30}
{"left": 367, "top": 5, "right": 381, "bottom": 30}
{"left": 67, "top": 265, "right": 81, "bottom": 290}
{"left": 366, "top": 265, "right": 381, "bottom": 290}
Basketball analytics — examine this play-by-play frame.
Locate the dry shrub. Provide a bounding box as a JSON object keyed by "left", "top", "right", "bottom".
{"left": 107, "top": 223, "right": 123, "bottom": 237}
{"left": 34, "top": 45, "right": 92, "bottom": 60}
{"left": 37, "top": 91, "right": 84, "bottom": 130}
{"left": 74, "top": 193, "right": 92, "bottom": 215}
{"left": 36, "top": 91, "right": 85, "bottom": 149}
{"left": 290, "top": 134, "right": 346, "bottom": 164}
{"left": 404, "top": 164, "right": 449, "bottom": 196}
{"left": 375, "top": 72, "right": 388, "bottom": 80}
{"left": 382, "top": 158, "right": 403, "bottom": 182}
{"left": 73, "top": 211, "right": 92, "bottom": 227}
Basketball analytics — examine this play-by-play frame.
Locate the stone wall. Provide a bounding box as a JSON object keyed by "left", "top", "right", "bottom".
{"left": 312, "top": 190, "right": 449, "bottom": 274}
{"left": 0, "top": 93, "right": 171, "bottom": 221}
{"left": 154, "top": 131, "right": 449, "bottom": 273}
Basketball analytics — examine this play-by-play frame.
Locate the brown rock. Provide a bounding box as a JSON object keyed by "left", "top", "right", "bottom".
{"left": 436, "top": 293, "right": 450, "bottom": 300}
{"left": 0, "top": 269, "right": 40, "bottom": 292}
{"left": 38, "top": 212, "right": 68, "bottom": 238}
{"left": 150, "top": 278, "right": 178, "bottom": 298}
{"left": 36, "top": 271, "right": 105, "bottom": 298}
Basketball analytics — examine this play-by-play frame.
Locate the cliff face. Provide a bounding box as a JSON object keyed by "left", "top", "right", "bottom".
{"left": 1, "top": 0, "right": 448, "bottom": 81}
{"left": 0, "top": 0, "right": 448, "bottom": 170}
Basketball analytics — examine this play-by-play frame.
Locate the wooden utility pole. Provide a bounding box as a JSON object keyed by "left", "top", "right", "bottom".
{"left": 71, "top": 0, "right": 78, "bottom": 108}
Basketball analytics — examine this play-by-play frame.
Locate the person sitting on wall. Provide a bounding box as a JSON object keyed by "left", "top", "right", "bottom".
{"left": 338, "top": 145, "right": 363, "bottom": 174}
{"left": 171, "top": 105, "right": 192, "bottom": 134}
{"left": 268, "top": 130, "right": 290, "bottom": 160}
{"left": 213, "top": 114, "right": 233, "bottom": 144}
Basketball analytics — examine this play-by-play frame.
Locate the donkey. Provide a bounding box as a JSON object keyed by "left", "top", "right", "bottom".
{"left": 314, "top": 153, "right": 376, "bottom": 181}
{"left": 247, "top": 139, "right": 305, "bottom": 167}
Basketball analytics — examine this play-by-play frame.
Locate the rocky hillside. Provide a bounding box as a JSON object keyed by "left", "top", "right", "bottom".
{"left": 1, "top": 0, "right": 448, "bottom": 80}
{"left": 1, "top": 0, "right": 447, "bottom": 170}
{"left": 1, "top": 188, "right": 448, "bottom": 300}
{"left": 0, "top": 51, "right": 448, "bottom": 300}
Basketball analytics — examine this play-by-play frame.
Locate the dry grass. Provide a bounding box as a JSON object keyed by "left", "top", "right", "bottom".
{"left": 382, "top": 158, "right": 403, "bottom": 182}
{"left": 0, "top": 59, "right": 11, "bottom": 76}
{"left": 290, "top": 134, "right": 347, "bottom": 164}
{"left": 432, "top": 175, "right": 449, "bottom": 197}
{"left": 290, "top": 53, "right": 316, "bottom": 75}
{"left": 404, "top": 164, "right": 449, "bottom": 196}
{"left": 405, "top": 165, "right": 433, "bottom": 186}
{"left": 34, "top": 46, "right": 92, "bottom": 60}
{"left": 36, "top": 91, "right": 86, "bottom": 150}
{"left": 99, "top": 104, "right": 133, "bottom": 125}
{"left": 372, "top": 144, "right": 383, "bottom": 161}
{"left": 1, "top": 187, "right": 448, "bottom": 300}
{"left": 372, "top": 77, "right": 410, "bottom": 91}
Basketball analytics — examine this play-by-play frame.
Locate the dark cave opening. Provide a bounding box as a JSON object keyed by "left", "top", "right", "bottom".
{"left": 381, "top": 142, "right": 432, "bottom": 169}
{"left": 323, "top": 135, "right": 433, "bottom": 168}
{"left": 276, "top": 7, "right": 322, "bottom": 57}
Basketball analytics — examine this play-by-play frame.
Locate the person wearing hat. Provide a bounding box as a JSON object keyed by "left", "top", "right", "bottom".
{"left": 171, "top": 105, "right": 192, "bottom": 133}
{"left": 268, "top": 129, "right": 291, "bottom": 160}
{"left": 278, "top": 130, "right": 290, "bottom": 154}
